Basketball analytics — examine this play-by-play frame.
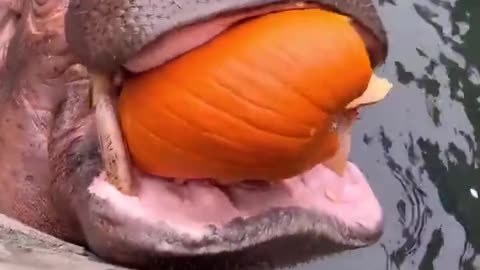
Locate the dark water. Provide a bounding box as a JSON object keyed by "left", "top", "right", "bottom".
{"left": 302, "top": 0, "right": 480, "bottom": 269}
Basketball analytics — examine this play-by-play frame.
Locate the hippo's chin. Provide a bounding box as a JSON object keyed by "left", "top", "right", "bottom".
{"left": 80, "top": 159, "right": 382, "bottom": 267}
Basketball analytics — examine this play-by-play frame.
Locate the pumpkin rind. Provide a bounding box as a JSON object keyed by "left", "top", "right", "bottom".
{"left": 118, "top": 9, "right": 372, "bottom": 182}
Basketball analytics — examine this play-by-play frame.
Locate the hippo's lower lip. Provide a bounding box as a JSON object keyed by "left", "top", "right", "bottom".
{"left": 86, "top": 162, "right": 383, "bottom": 258}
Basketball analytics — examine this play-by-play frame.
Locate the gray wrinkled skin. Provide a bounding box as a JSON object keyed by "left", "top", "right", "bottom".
{"left": 0, "top": 0, "right": 388, "bottom": 269}
{"left": 66, "top": 0, "right": 388, "bottom": 72}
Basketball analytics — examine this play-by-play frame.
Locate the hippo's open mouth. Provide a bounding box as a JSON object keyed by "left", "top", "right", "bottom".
{"left": 59, "top": 0, "right": 389, "bottom": 268}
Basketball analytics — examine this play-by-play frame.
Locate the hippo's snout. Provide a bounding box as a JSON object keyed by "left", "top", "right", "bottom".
{"left": 0, "top": 0, "right": 392, "bottom": 268}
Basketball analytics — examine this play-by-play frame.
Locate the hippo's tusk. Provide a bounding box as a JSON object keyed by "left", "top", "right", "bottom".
{"left": 90, "top": 72, "right": 134, "bottom": 195}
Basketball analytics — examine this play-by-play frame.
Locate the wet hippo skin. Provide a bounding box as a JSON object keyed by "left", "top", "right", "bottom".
{"left": 0, "top": 0, "right": 389, "bottom": 269}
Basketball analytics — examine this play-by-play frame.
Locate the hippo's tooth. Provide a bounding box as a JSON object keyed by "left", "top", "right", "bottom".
{"left": 295, "top": 2, "right": 307, "bottom": 7}
{"left": 91, "top": 72, "right": 134, "bottom": 195}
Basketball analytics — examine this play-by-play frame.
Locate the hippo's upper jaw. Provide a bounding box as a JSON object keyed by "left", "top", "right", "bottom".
{"left": 0, "top": 0, "right": 388, "bottom": 269}
{"left": 65, "top": 0, "right": 387, "bottom": 73}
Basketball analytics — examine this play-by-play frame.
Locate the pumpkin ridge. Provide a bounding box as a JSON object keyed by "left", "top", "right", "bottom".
{"left": 131, "top": 113, "right": 306, "bottom": 169}
{"left": 212, "top": 76, "right": 294, "bottom": 121}
{"left": 129, "top": 112, "right": 245, "bottom": 166}
{"left": 131, "top": 92, "right": 311, "bottom": 166}
{"left": 158, "top": 68, "right": 315, "bottom": 138}
{"left": 224, "top": 56, "right": 331, "bottom": 119}
{"left": 209, "top": 60, "right": 326, "bottom": 126}
{"left": 130, "top": 97, "right": 308, "bottom": 167}
{"left": 144, "top": 104, "right": 260, "bottom": 155}
{"left": 177, "top": 84, "right": 313, "bottom": 141}
{"left": 182, "top": 83, "right": 314, "bottom": 139}
{"left": 163, "top": 107, "right": 281, "bottom": 160}
{"left": 258, "top": 61, "right": 332, "bottom": 117}
{"left": 207, "top": 76, "right": 315, "bottom": 130}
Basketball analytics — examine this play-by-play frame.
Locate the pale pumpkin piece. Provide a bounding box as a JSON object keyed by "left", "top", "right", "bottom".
{"left": 346, "top": 74, "right": 393, "bottom": 109}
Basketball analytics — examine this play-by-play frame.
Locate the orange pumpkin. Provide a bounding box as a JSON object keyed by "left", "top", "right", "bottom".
{"left": 118, "top": 9, "right": 373, "bottom": 183}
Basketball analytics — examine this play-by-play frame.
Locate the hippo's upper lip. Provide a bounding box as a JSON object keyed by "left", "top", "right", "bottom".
{"left": 65, "top": 0, "right": 388, "bottom": 73}
{"left": 123, "top": 2, "right": 387, "bottom": 74}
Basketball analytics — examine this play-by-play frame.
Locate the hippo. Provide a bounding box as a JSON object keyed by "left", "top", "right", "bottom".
{"left": 0, "top": 0, "right": 389, "bottom": 269}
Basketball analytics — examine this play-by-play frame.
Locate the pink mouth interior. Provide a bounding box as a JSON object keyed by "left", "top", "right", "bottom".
{"left": 89, "top": 2, "right": 382, "bottom": 235}
{"left": 90, "top": 161, "right": 382, "bottom": 234}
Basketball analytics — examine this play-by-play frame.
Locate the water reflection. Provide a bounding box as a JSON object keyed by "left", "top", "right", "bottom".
{"left": 300, "top": 0, "right": 480, "bottom": 269}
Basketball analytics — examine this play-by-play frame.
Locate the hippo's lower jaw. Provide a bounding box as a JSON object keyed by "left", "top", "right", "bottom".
{"left": 85, "top": 164, "right": 383, "bottom": 267}
{"left": 57, "top": 2, "right": 387, "bottom": 268}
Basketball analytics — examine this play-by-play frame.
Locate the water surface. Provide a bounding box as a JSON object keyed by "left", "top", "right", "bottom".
{"left": 302, "top": 0, "right": 480, "bottom": 269}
